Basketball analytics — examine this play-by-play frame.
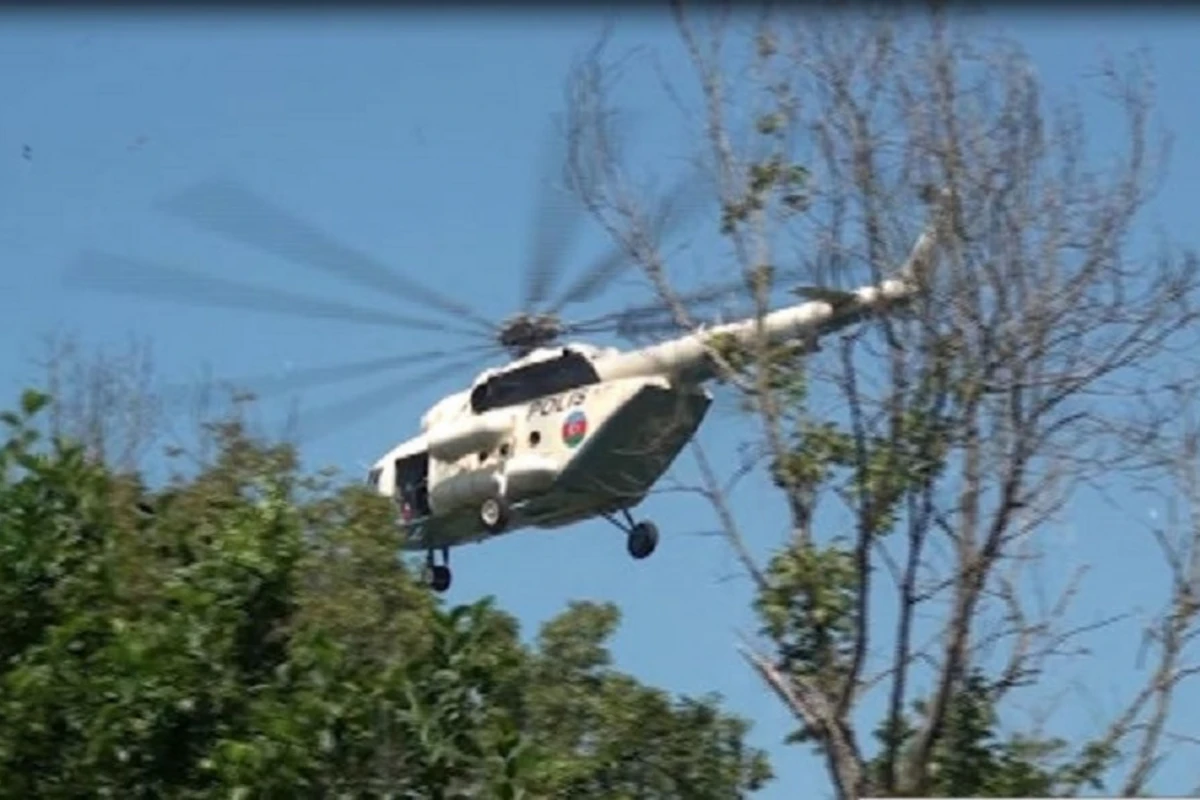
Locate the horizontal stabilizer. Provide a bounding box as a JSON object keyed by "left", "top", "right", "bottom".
{"left": 791, "top": 285, "right": 859, "bottom": 310}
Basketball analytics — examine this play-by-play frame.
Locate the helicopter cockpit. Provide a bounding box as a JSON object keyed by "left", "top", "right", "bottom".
{"left": 469, "top": 346, "right": 601, "bottom": 415}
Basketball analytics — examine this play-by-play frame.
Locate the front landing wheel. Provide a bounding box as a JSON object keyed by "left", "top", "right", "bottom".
{"left": 429, "top": 564, "right": 452, "bottom": 593}
{"left": 627, "top": 521, "right": 659, "bottom": 560}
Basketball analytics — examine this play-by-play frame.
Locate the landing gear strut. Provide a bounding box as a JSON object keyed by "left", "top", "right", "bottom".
{"left": 603, "top": 508, "right": 659, "bottom": 561}
{"left": 425, "top": 547, "right": 451, "bottom": 593}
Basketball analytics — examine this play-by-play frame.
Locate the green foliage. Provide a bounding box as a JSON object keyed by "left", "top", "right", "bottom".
{"left": 0, "top": 390, "right": 770, "bottom": 799}
{"left": 707, "top": 332, "right": 810, "bottom": 403}
{"left": 717, "top": 51, "right": 809, "bottom": 237}
{"left": 756, "top": 543, "right": 858, "bottom": 696}
{"left": 719, "top": 156, "right": 809, "bottom": 235}
{"left": 866, "top": 672, "right": 1119, "bottom": 797}
{"left": 770, "top": 420, "right": 855, "bottom": 497}
{"left": 526, "top": 602, "right": 772, "bottom": 797}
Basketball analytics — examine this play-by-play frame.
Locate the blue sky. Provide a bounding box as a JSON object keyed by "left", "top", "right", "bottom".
{"left": 2, "top": 8, "right": 1198, "bottom": 796}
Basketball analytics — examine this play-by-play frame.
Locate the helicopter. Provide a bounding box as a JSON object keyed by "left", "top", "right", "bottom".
{"left": 365, "top": 219, "right": 942, "bottom": 592}
{"left": 67, "top": 141, "right": 947, "bottom": 593}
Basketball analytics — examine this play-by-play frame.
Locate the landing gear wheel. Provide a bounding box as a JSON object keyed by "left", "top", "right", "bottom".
{"left": 429, "top": 564, "right": 452, "bottom": 593}
{"left": 627, "top": 521, "right": 659, "bottom": 560}
{"left": 425, "top": 547, "right": 452, "bottom": 593}
{"left": 480, "top": 496, "right": 511, "bottom": 534}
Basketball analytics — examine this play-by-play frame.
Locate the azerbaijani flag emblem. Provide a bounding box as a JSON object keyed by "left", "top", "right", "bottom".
{"left": 562, "top": 409, "right": 588, "bottom": 448}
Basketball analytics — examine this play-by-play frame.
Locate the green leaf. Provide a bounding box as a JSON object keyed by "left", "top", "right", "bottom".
{"left": 19, "top": 389, "right": 50, "bottom": 418}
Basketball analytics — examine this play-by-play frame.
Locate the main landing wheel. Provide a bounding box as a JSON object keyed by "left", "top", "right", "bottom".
{"left": 603, "top": 510, "right": 661, "bottom": 561}
{"left": 480, "top": 496, "right": 511, "bottom": 534}
{"left": 426, "top": 547, "right": 452, "bottom": 593}
{"left": 627, "top": 520, "right": 659, "bottom": 560}
{"left": 429, "top": 564, "right": 451, "bottom": 593}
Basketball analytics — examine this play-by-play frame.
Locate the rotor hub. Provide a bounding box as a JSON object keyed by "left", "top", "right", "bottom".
{"left": 498, "top": 312, "right": 564, "bottom": 358}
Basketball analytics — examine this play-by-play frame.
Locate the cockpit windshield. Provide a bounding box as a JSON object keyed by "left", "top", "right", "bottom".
{"left": 470, "top": 349, "right": 600, "bottom": 414}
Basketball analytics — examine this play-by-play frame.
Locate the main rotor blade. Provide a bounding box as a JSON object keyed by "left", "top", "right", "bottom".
{"left": 67, "top": 251, "right": 483, "bottom": 337}
{"left": 157, "top": 179, "right": 497, "bottom": 333}
{"left": 522, "top": 119, "right": 587, "bottom": 311}
{"left": 573, "top": 264, "right": 809, "bottom": 338}
{"left": 611, "top": 278, "right": 752, "bottom": 329}
{"left": 546, "top": 167, "right": 710, "bottom": 314}
{"left": 295, "top": 352, "right": 492, "bottom": 443}
{"left": 161, "top": 345, "right": 497, "bottom": 406}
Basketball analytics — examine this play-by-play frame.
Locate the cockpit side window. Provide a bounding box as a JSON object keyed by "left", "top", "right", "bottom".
{"left": 366, "top": 467, "right": 383, "bottom": 487}
{"left": 470, "top": 351, "right": 600, "bottom": 413}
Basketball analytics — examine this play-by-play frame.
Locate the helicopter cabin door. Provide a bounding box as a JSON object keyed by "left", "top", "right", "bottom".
{"left": 393, "top": 452, "right": 431, "bottom": 522}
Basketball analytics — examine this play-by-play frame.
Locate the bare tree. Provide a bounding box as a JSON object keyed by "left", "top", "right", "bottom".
{"left": 32, "top": 332, "right": 288, "bottom": 481}
{"left": 35, "top": 332, "right": 163, "bottom": 474}
{"left": 565, "top": 6, "right": 1200, "bottom": 797}
{"left": 1083, "top": 381, "right": 1200, "bottom": 798}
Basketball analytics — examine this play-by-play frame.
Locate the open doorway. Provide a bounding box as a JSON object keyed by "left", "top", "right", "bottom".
{"left": 394, "top": 451, "right": 431, "bottom": 521}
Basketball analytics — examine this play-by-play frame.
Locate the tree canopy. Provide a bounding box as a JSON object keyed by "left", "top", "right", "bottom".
{"left": 0, "top": 388, "right": 771, "bottom": 798}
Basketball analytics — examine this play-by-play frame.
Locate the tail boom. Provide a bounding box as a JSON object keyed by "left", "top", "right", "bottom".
{"left": 597, "top": 221, "right": 941, "bottom": 384}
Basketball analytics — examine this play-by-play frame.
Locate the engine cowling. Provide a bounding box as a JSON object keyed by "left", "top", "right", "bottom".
{"left": 425, "top": 412, "right": 516, "bottom": 463}
{"left": 427, "top": 467, "right": 502, "bottom": 515}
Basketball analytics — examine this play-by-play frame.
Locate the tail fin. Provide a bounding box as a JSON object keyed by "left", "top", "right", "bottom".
{"left": 897, "top": 186, "right": 952, "bottom": 287}
{"left": 786, "top": 189, "right": 950, "bottom": 325}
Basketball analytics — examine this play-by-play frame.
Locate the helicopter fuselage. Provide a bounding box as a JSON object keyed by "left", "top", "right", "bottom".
{"left": 368, "top": 208, "right": 944, "bottom": 555}
{"left": 367, "top": 265, "right": 909, "bottom": 552}
{"left": 370, "top": 356, "right": 711, "bottom": 552}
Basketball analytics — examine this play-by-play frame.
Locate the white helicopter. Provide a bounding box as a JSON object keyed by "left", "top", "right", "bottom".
{"left": 68, "top": 154, "right": 945, "bottom": 593}
{"left": 366, "top": 220, "right": 941, "bottom": 591}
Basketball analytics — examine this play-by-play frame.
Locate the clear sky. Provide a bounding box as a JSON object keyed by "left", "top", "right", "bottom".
{"left": 2, "top": 7, "right": 1198, "bottom": 796}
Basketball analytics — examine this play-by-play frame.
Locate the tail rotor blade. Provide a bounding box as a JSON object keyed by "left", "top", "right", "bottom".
{"left": 158, "top": 179, "right": 497, "bottom": 333}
